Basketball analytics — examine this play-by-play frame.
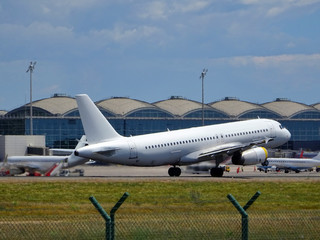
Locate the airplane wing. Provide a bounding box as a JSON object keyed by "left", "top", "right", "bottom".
{"left": 50, "top": 149, "right": 74, "bottom": 155}
{"left": 198, "top": 142, "right": 244, "bottom": 161}
{"left": 198, "top": 138, "right": 271, "bottom": 162}
{"left": 77, "top": 145, "right": 120, "bottom": 158}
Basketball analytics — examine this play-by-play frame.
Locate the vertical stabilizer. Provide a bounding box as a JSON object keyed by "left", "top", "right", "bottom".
{"left": 76, "top": 94, "right": 123, "bottom": 144}
{"left": 313, "top": 153, "right": 320, "bottom": 160}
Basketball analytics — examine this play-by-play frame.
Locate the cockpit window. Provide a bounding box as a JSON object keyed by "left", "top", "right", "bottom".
{"left": 279, "top": 125, "right": 283, "bottom": 129}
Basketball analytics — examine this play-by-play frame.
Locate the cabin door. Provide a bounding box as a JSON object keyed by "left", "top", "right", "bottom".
{"left": 128, "top": 141, "right": 138, "bottom": 159}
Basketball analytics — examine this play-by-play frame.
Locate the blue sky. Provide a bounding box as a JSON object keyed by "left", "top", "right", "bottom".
{"left": 1, "top": 0, "right": 320, "bottom": 111}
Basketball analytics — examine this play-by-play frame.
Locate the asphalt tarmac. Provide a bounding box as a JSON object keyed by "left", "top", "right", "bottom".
{"left": 67, "top": 164, "right": 320, "bottom": 181}
{"left": 1, "top": 165, "right": 319, "bottom": 182}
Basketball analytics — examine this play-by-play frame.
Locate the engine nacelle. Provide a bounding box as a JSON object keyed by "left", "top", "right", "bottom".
{"left": 232, "top": 147, "right": 268, "bottom": 166}
{"left": 8, "top": 167, "right": 25, "bottom": 176}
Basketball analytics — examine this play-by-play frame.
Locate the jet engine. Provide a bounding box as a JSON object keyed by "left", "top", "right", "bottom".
{"left": 232, "top": 147, "right": 268, "bottom": 166}
{"left": 7, "top": 167, "right": 25, "bottom": 176}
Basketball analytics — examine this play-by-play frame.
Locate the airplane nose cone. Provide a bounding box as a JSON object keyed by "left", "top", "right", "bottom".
{"left": 284, "top": 129, "right": 291, "bottom": 142}
{"left": 286, "top": 129, "right": 291, "bottom": 140}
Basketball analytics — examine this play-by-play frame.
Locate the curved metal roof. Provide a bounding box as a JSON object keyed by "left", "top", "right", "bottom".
{"left": 313, "top": 103, "right": 320, "bottom": 111}
{"left": 0, "top": 110, "right": 7, "bottom": 116}
{"left": 96, "top": 97, "right": 157, "bottom": 116}
{"left": 262, "top": 100, "right": 315, "bottom": 118}
{"left": 27, "top": 96, "right": 77, "bottom": 115}
{"left": 210, "top": 99, "right": 263, "bottom": 117}
{"left": 5, "top": 95, "right": 320, "bottom": 119}
{"left": 154, "top": 97, "right": 205, "bottom": 116}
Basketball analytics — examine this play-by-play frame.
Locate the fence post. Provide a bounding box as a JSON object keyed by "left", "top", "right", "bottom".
{"left": 89, "top": 192, "right": 130, "bottom": 240}
{"left": 89, "top": 196, "right": 111, "bottom": 240}
{"left": 110, "top": 192, "right": 130, "bottom": 240}
{"left": 227, "top": 191, "right": 261, "bottom": 240}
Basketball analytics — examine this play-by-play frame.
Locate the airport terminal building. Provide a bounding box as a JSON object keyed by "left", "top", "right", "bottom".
{"left": 0, "top": 94, "right": 319, "bottom": 150}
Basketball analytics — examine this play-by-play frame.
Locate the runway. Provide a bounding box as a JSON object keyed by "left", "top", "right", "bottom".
{"left": 1, "top": 164, "right": 319, "bottom": 182}
{"left": 69, "top": 164, "right": 320, "bottom": 181}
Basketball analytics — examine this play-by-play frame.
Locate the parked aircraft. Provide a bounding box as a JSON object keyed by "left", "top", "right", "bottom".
{"left": 258, "top": 153, "right": 320, "bottom": 173}
{"left": 74, "top": 94, "right": 291, "bottom": 177}
{"left": 0, "top": 136, "right": 88, "bottom": 176}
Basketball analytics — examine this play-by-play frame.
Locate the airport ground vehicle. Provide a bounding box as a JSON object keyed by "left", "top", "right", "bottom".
{"left": 59, "top": 168, "right": 84, "bottom": 177}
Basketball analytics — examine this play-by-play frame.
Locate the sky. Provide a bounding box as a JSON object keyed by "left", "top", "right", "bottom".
{"left": 0, "top": 0, "right": 320, "bottom": 111}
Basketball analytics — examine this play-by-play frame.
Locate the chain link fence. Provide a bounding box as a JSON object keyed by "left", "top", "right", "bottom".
{"left": 1, "top": 209, "right": 319, "bottom": 239}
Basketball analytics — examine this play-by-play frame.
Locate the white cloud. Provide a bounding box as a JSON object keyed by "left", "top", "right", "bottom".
{"left": 138, "top": 0, "right": 210, "bottom": 20}
{"left": 138, "top": 1, "right": 168, "bottom": 20}
{"left": 39, "top": 0, "right": 103, "bottom": 14}
{"left": 0, "top": 22, "right": 74, "bottom": 41}
{"left": 266, "top": 6, "right": 288, "bottom": 17}
{"left": 223, "top": 54, "right": 320, "bottom": 67}
{"left": 90, "top": 24, "right": 165, "bottom": 47}
{"left": 173, "top": 1, "right": 210, "bottom": 13}
{"left": 239, "top": 0, "right": 320, "bottom": 17}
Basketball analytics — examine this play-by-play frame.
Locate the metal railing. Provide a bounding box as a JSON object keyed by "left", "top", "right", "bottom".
{"left": 0, "top": 192, "right": 320, "bottom": 240}
{"left": 1, "top": 210, "right": 319, "bottom": 239}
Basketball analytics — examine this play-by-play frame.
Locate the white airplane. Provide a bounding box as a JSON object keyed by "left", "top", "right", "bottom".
{"left": 258, "top": 153, "right": 320, "bottom": 173}
{"left": 74, "top": 94, "right": 291, "bottom": 177}
{"left": 0, "top": 136, "right": 88, "bottom": 176}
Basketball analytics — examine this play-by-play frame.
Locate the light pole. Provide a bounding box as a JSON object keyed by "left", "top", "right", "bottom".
{"left": 26, "top": 61, "right": 36, "bottom": 135}
{"left": 200, "top": 68, "right": 208, "bottom": 126}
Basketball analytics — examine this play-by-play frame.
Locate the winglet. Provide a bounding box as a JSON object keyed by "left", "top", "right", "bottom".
{"left": 76, "top": 94, "right": 123, "bottom": 144}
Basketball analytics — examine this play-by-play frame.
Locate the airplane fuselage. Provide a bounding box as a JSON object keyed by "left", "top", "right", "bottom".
{"left": 265, "top": 158, "right": 320, "bottom": 171}
{"left": 76, "top": 118, "right": 291, "bottom": 167}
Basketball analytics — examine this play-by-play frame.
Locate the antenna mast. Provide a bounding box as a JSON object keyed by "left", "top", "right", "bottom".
{"left": 200, "top": 68, "right": 208, "bottom": 126}
{"left": 26, "top": 61, "right": 36, "bottom": 135}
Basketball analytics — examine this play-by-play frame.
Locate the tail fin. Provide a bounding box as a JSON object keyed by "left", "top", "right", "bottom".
{"left": 313, "top": 153, "right": 320, "bottom": 160}
{"left": 76, "top": 94, "right": 122, "bottom": 144}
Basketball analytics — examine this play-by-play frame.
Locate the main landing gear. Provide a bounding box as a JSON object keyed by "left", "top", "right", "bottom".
{"left": 168, "top": 166, "right": 224, "bottom": 177}
{"left": 210, "top": 167, "right": 224, "bottom": 177}
{"left": 168, "top": 166, "right": 181, "bottom": 177}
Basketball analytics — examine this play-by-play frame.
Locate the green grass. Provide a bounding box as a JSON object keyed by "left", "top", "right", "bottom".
{"left": 0, "top": 179, "right": 319, "bottom": 216}
{"left": 0, "top": 178, "right": 320, "bottom": 239}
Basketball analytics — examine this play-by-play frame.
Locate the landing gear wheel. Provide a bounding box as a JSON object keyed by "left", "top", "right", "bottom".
{"left": 210, "top": 168, "right": 224, "bottom": 177}
{"left": 168, "top": 167, "right": 181, "bottom": 177}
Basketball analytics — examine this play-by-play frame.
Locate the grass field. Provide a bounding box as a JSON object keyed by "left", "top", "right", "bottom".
{"left": 0, "top": 178, "right": 320, "bottom": 239}
{"left": 1, "top": 178, "right": 319, "bottom": 216}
